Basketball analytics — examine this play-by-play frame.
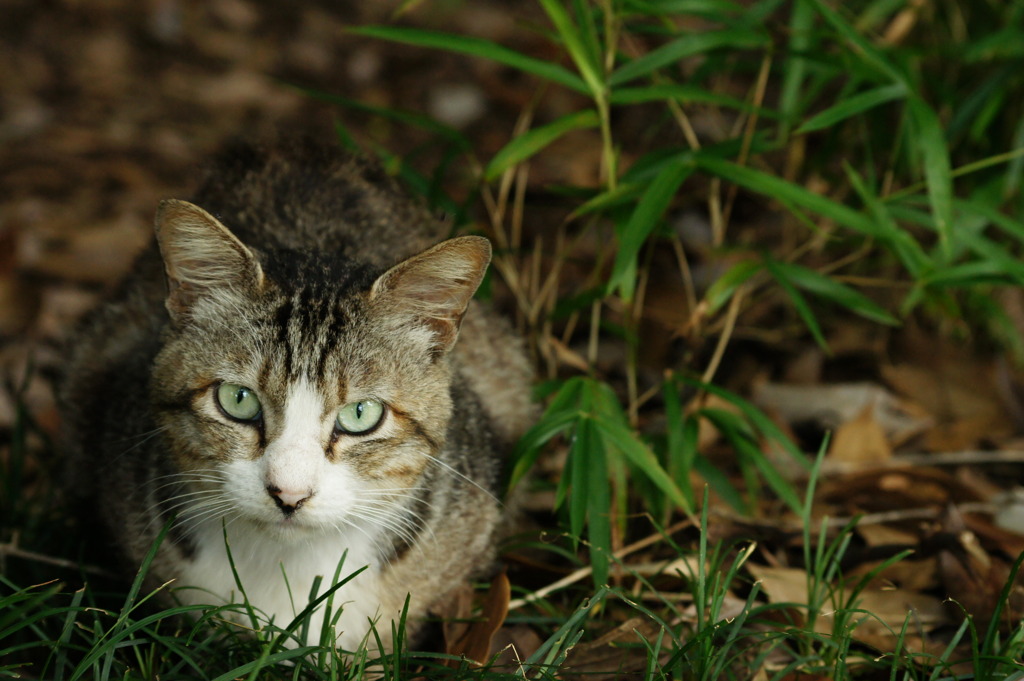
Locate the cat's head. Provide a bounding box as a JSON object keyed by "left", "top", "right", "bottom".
{"left": 148, "top": 199, "right": 490, "bottom": 546}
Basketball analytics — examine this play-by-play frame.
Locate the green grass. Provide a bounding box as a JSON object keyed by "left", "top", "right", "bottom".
{"left": 5, "top": 0, "right": 1024, "bottom": 678}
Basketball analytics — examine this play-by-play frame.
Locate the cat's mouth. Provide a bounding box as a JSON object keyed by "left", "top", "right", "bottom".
{"left": 243, "top": 508, "right": 319, "bottom": 535}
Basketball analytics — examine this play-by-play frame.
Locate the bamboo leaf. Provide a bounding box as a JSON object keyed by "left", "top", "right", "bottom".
{"left": 778, "top": 0, "right": 815, "bottom": 138}
{"left": 609, "top": 84, "right": 762, "bottom": 114}
{"left": 694, "top": 455, "right": 746, "bottom": 512}
{"left": 569, "top": 182, "right": 644, "bottom": 219}
{"left": 580, "top": 418, "right": 611, "bottom": 587}
{"left": 907, "top": 97, "right": 955, "bottom": 262}
{"left": 697, "top": 156, "right": 881, "bottom": 236}
{"left": 844, "top": 163, "right": 932, "bottom": 279}
{"left": 346, "top": 25, "right": 588, "bottom": 93}
{"left": 922, "top": 260, "right": 1023, "bottom": 287}
{"left": 704, "top": 260, "right": 762, "bottom": 312}
{"left": 595, "top": 419, "right": 692, "bottom": 513}
{"left": 768, "top": 260, "right": 900, "bottom": 326}
{"left": 956, "top": 198, "right": 1024, "bottom": 246}
{"left": 484, "top": 110, "right": 601, "bottom": 181}
{"left": 663, "top": 379, "right": 696, "bottom": 508}
{"left": 608, "top": 154, "right": 693, "bottom": 301}
{"left": 763, "top": 256, "right": 829, "bottom": 351}
{"left": 568, "top": 419, "right": 592, "bottom": 542}
{"left": 610, "top": 28, "right": 768, "bottom": 87}
{"left": 700, "top": 408, "right": 802, "bottom": 513}
{"left": 622, "top": 0, "right": 745, "bottom": 15}
{"left": 802, "top": 0, "right": 906, "bottom": 84}
{"left": 948, "top": 230, "right": 1024, "bottom": 287}
{"left": 685, "top": 379, "right": 808, "bottom": 468}
{"left": 538, "top": 0, "right": 605, "bottom": 97}
{"left": 507, "top": 379, "right": 588, "bottom": 492}
{"left": 796, "top": 83, "right": 907, "bottom": 134}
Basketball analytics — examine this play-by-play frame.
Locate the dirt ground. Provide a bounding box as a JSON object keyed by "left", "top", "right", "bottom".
{"left": 0, "top": 0, "right": 551, "bottom": 433}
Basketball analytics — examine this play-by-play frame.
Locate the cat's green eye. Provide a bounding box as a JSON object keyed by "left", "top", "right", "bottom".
{"left": 336, "top": 399, "right": 384, "bottom": 435}
{"left": 216, "top": 383, "right": 262, "bottom": 422}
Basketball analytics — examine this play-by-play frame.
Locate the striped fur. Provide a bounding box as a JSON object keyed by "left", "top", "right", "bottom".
{"left": 61, "top": 141, "right": 534, "bottom": 651}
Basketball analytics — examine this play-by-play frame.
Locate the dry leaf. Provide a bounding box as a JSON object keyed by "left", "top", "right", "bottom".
{"left": 560, "top": 616, "right": 664, "bottom": 681}
{"left": 748, "top": 563, "right": 948, "bottom": 645}
{"left": 752, "top": 381, "right": 932, "bottom": 445}
{"left": 935, "top": 506, "right": 1024, "bottom": 629}
{"left": 855, "top": 523, "right": 919, "bottom": 547}
{"left": 19, "top": 217, "right": 150, "bottom": 284}
{"left": 883, "top": 361, "right": 1013, "bottom": 450}
{"left": 819, "top": 467, "right": 980, "bottom": 514}
{"left": 440, "top": 572, "right": 510, "bottom": 667}
{"left": 828, "top": 404, "right": 892, "bottom": 466}
{"left": 488, "top": 624, "right": 544, "bottom": 673}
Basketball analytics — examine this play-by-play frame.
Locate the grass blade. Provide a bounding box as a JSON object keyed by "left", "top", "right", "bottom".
{"left": 778, "top": 0, "right": 815, "bottom": 138}
{"left": 595, "top": 418, "right": 692, "bottom": 514}
{"left": 796, "top": 82, "right": 907, "bottom": 134}
{"left": 578, "top": 417, "right": 612, "bottom": 586}
{"left": 763, "top": 255, "right": 829, "bottom": 351}
{"left": 697, "top": 155, "right": 880, "bottom": 236}
{"left": 844, "top": 162, "right": 932, "bottom": 280}
{"left": 609, "top": 83, "right": 763, "bottom": 113}
{"left": 908, "top": 96, "right": 955, "bottom": 262}
{"left": 705, "top": 260, "right": 762, "bottom": 312}
{"left": 802, "top": 0, "right": 906, "bottom": 84}
{"left": 610, "top": 27, "right": 768, "bottom": 87}
{"left": 767, "top": 259, "right": 900, "bottom": 326}
{"left": 346, "top": 25, "right": 587, "bottom": 93}
{"left": 538, "top": 0, "right": 606, "bottom": 98}
{"left": 608, "top": 154, "right": 694, "bottom": 301}
{"left": 484, "top": 110, "right": 600, "bottom": 181}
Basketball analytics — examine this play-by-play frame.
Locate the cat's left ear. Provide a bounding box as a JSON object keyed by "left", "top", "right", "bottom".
{"left": 155, "top": 199, "right": 265, "bottom": 324}
{"left": 370, "top": 236, "right": 491, "bottom": 355}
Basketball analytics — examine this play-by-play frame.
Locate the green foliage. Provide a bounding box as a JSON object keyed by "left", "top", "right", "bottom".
{"left": 510, "top": 376, "right": 691, "bottom": 587}
{"left": 336, "top": 0, "right": 1024, "bottom": 676}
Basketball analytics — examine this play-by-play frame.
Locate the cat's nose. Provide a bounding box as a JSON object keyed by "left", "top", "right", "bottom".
{"left": 266, "top": 484, "right": 311, "bottom": 515}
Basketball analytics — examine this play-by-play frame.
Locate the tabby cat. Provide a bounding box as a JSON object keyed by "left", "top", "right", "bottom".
{"left": 61, "top": 140, "right": 534, "bottom": 651}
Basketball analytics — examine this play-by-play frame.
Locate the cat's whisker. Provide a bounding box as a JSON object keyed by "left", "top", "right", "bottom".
{"left": 147, "top": 489, "right": 226, "bottom": 511}
{"left": 150, "top": 470, "right": 230, "bottom": 490}
{"left": 346, "top": 507, "right": 424, "bottom": 549}
{"left": 171, "top": 504, "right": 235, "bottom": 531}
{"left": 325, "top": 517, "right": 394, "bottom": 569}
{"left": 346, "top": 511, "right": 415, "bottom": 546}
{"left": 144, "top": 486, "right": 227, "bottom": 513}
{"left": 106, "top": 425, "right": 171, "bottom": 446}
{"left": 179, "top": 506, "right": 238, "bottom": 533}
{"left": 418, "top": 452, "right": 502, "bottom": 506}
{"left": 356, "top": 492, "right": 438, "bottom": 540}
{"left": 359, "top": 489, "right": 431, "bottom": 502}
{"left": 355, "top": 498, "right": 435, "bottom": 532}
{"left": 174, "top": 495, "right": 236, "bottom": 521}
{"left": 361, "top": 485, "right": 430, "bottom": 493}
{"left": 101, "top": 426, "right": 171, "bottom": 469}
{"left": 139, "top": 493, "right": 232, "bottom": 534}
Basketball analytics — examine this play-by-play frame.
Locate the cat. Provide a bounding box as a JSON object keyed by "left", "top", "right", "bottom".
{"left": 60, "top": 139, "right": 534, "bottom": 652}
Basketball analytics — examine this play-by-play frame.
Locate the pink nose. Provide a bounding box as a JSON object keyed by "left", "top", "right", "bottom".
{"left": 266, "top": 485, "right": 311, "bottom": 515}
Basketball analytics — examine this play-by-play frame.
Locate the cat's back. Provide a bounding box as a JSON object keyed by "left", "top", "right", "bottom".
{"left": 187, "top": 139, "right": 448, "bottom": 264}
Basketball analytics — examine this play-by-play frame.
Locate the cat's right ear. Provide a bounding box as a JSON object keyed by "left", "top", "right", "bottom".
{"left": 154, "top": 199, "right": 264, "bottom": 324}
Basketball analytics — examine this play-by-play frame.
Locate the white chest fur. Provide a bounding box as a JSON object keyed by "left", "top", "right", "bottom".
{"left": 176, "top": 520, "right": 390, "bottom": 650}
